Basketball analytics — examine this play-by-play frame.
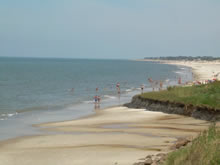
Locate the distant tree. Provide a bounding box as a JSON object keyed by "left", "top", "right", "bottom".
{"left": 144, "top": 56, "right": 220, "bottom": 61}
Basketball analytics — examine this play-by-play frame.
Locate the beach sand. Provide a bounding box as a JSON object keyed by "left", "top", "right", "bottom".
{"left": 165, "top": 61, "right": 220, "bottom": 81}
{"left": 0, "top": 106, "right": 210, "bottom": 165}
{"left": 140, "top": 59, "right": 220, "bottom": 81}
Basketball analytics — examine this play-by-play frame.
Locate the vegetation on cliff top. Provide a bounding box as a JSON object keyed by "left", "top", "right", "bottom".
{"left": 163, "top": 124, "right": 220, "bottom": 165}
{"left": 144, "top": 56, "right": 220, "bottom": 61}
{"left": 140, "top": 81, "right": 220, "bottom": 164}
{"left": 140, "top": 81, "right": 220, "bottom": 110}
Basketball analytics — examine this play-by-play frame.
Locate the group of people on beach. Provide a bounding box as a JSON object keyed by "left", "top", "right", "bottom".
{"left": 94, "top": 83, "right": 121, "bottom": 106}
{"left": 148, "top": 78, "right": 165, "bottom": 91}
{"left": 70, "top": 76, "right": 187, "bottom": 108}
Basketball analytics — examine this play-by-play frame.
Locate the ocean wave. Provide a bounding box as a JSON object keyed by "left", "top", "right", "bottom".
{"left": 104, "top": 95, "right": 116, "bottom": 99}
{"left": 83, "top": 100, "right": 94, "bottom": 104}
{"left": 0, "top": 112, "right": 18, "bottom": 120}
{"left": 174, "top": 71, "right": 185, "bottom": 74}
{"left": 7, "top": 113, "right": 17, "bottom": 117}
{"left": 16, "top": 104, "right": 61, "bottom": 113}
{"left": 125, "top": 87, "right": 139, "bottom": 92}
{"left": 125, "top": 89, "right": 132, "bottom": 92}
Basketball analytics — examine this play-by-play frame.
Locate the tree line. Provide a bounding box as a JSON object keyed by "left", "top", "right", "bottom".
{"left": 144, "top": 56, "right": 220, "bottom": 61}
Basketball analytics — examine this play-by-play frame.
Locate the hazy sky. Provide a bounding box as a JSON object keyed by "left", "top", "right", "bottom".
{"left": 0, "top": 0, "right": 220, "bottom": 59}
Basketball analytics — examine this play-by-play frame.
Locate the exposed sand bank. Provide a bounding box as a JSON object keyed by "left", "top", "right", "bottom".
{"left": 140, "top": 59, "right": 220, "bottom": 81}
{"left": 0, "top": 106, "right": 211, "bottom": 165}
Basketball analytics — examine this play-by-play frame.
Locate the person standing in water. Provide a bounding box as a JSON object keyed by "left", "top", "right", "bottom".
{"left": 94, "top": 88, "right": 99, "bottom": 104}
{"left": 116, "top": 82, "right": 120, "bottom": 94}
{"left": 94, "top": 95, "right": 98, "bottom": 104}
{"left": 97, "top": 96, "right": 101, "bottom": 104}
{"left": 94, "top": 95, "right": 100, "bottom": 110}
{"left": 141, "top": 84, "right": 144, "bottom": 93}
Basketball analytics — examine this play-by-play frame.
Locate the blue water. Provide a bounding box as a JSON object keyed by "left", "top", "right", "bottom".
{"left": 0, "top": 57, "right": 193, "bottom": 140}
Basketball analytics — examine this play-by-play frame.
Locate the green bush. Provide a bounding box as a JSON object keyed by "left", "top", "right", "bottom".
{"left": 164, "top": 124, "right": 220, "bottom": 165}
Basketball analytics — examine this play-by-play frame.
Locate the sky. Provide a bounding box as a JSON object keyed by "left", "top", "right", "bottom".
{"left": 0, "top": 0, "right": 220, "bottom": 59}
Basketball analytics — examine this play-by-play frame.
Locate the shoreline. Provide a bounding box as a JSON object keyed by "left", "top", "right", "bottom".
{"left": 0, "top": 60, "right": 191, "bottom": 141}
{"left": 138, "top": 59, "right": 220, "bottom": 81}
{"left": 0, "top": 106, "right": 211, "bottom": 165}
{"left": 0, "top": 60, "right": 216, "bottom": 164}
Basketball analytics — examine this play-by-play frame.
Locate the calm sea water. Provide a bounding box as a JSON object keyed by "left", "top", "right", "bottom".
{"left": 0, "top": 57, "right": 192, "bottom": 140}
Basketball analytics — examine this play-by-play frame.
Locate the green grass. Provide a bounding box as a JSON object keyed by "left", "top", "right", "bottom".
{"left": 163, "top": 124, "right": 220, "bottom": 165}
{"left": 141, "top": 81, "right": 220, "bottom": 110}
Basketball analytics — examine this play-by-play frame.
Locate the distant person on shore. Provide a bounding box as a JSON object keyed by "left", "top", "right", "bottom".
{"left": 148, "top": 78, "right": 154, "bottom": 91}
{"left": 178, "top": 77, "right": 182, "bottom": 85}
{"left": 94, "top": 98, "right": 100, "bottom": 110}
{"left": 141, "top": 84, "right": 144, "bottom": 93}
{"left": 159, "top": 81, "right": 163, "bottom": 91}
{"left": 97, "top": 96, "right": 101, "bottom": 104}
{"left": 116, "top": 83, "right": 120, "bottom": 94}
{"left": 94, "top": 95, "right": 98, "bottom": 104}
{"left": 148, "top": 78, "right": 153, "bottom": 83}
{"left": 94, "top": 95, "right": 101, "bottom": 110}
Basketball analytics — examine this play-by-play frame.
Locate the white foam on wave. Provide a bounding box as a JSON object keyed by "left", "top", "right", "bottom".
{"left": 7, "top": 114, "right": 15, "bottom": 117}
{"left": 104, "top": 95, "right": 116, "bottom": 99}
{"left": 83, "top": 100, "right": 94, "bottom": 104}
{"left": 125, "top": 89, "right": 132, "bottom": 92}
{"left": 1, "top": 112, "right": 18, "bottom": 118}
{"left": 126, "top": 87, "right": 140, "bottom": 92}
{"left": 174, "top": 71, "right": 185, "bottom": 74}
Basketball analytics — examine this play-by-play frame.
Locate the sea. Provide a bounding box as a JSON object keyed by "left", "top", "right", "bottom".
{"left": 0, "top": 57, "right": 193, "bottom": 140}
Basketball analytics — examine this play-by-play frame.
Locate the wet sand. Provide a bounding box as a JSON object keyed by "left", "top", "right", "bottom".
{"left": 0, "top": 106, "right": 211, "bottom": 165}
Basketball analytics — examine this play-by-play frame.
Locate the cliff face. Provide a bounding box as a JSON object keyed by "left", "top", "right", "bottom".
{"left": 124, "top": 95, "right": 220, "bottom": 121}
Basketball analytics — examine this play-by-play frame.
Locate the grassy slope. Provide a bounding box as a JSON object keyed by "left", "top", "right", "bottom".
{"left": 140, "top": 81, "right": 220, "bottom": 164}
{"left": 164, "top": 124, "right": 220, "bottom": 165}
{"left": 141, "top": 81, "right": 220, "bottom": 110}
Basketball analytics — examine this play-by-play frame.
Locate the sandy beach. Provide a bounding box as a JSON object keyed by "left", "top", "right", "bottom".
{"left": 0, "top": 106, "right": 211, "bottom": 165}
{"left": 140, "top": 59, "right": 220, "bottom": 81}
